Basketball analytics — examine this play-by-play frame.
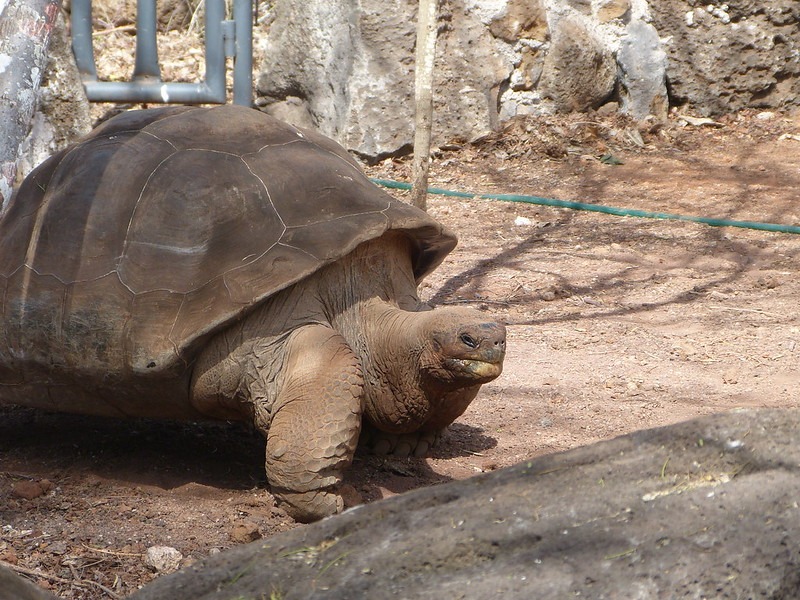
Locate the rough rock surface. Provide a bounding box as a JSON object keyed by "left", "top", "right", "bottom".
{"left": 538, "top": 13, "right": 617, "bottom": 112}
{"left": 144, "top": 546, "right": 184, "bottom": 574}
{"left": 0, "top": 564, "right": 55, "bottom": 600}
{"left": 16, "top": 11, "right": 91, "bottom": 183}
{"left": 617, "top": 19, "right": 668, "bottom": 118}
{"left": 127, "top": 409, "right": 800, "bottom": 599}
{"left": 257, "top": 0, "right": 508, "bottom": 158}
{"left": 255, "top": 0, "right": 669, "bottom": 156}
{"left": 650, "top": 0, "right": 800, "bottom": 115}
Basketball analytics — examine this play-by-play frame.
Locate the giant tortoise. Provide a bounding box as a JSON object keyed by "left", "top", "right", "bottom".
{"left": 0, "top": 105, "right": 505, "bottom": 522}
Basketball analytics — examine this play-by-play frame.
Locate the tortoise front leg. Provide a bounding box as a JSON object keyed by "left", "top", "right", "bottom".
{"left": 261, "top": 325, "right": 364, "bottom": 522}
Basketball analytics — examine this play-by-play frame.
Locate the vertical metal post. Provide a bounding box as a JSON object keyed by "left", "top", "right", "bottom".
{"left": 233, "top": 0, "right": 253, "bottom": 106}
{"left": 70, "top": 0, "right": 97, "bottom": 79}
{"left": 133, "top": 0, "right": 161, "bottom": 80}
{"left": 203, "top": 0, "right": 225, "bottom": 101}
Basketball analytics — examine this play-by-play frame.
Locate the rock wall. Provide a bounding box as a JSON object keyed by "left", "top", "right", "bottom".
{"left": 21, "top": 0, "right": 800, "bottom": 167}
{"left": 256, "top": 0, "right": 508, "bottom": 159}
{"left": 16, "top": 11, "right": 91, "bottom": 183}
{"left": 256, "top": 0, "right": 799, "bottom": 158}
{"left": 650, "top": 0, "right": 800, "bottom": 115}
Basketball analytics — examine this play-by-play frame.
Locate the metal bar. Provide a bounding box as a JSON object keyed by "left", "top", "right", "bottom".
{"left": 133, "top": 0, "right": 160, "bottom": 80}
{"left": 82, "top": 81, "right": 223, "bottom": 103}
{"left": 222, "top": 20, "right": 236, "bottom": 57}
{"left": 69, "top": 0, "right": 97, "bottom": 79}
{"left": 203, "top": 0, "right": 226, "bottom": 103}
{"left": 232, "top": 0, "right": 253, "bottom": 106}
{"left": 69, "top": 0, "right": 251, "bottom": 105}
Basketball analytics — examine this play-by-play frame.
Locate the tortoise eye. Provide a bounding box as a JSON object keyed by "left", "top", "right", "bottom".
{"left": 460, "top": 333, "right": 478, "bottom": 348}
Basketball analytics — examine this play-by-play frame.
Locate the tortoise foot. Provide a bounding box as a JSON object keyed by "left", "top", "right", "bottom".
{"left": 360, "top": 427, "right": 442, "bottom": 458}
{"left": 274, "top": 487, "right": 344, "bottom": 523}
{"left": 273, "top": 484, "right": 362, "bottom": 523}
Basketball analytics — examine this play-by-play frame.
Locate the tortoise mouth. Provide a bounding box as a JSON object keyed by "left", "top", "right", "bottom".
{"left": 442, "top": 357, "right": 503, "bottom": 382}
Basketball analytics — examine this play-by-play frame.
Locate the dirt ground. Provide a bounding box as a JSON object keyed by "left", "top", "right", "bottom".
{"left": 1, "top": 108, "right": 799, "bottom": 598}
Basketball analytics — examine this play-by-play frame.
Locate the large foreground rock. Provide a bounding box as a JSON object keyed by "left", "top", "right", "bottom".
{"left": 0, "top": 564, "right": 55, "bottom": 600}
{"left": 129, "top": 408, "right": 800, "bottom": 599}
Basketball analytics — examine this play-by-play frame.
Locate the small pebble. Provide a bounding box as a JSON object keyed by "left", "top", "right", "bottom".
{"left": 11, "top": 479, "right": 54, "bottom": 500}
{"left": 230, "top": 521, "right": 262, "bottom": 544}
{"left": 144, "top": 546, "right": 183, "bottom": 573}
{"left": 514, "top": 216, "right": 532, "bottom": 227}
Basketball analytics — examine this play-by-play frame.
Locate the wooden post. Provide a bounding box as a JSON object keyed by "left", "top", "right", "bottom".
{"left": 0, "top": 0, "right": 61, "bottom": 214}
{"left": 410, "top": 0, "right": 438, "bottom": 211}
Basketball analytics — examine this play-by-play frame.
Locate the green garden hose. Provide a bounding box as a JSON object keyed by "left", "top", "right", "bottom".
{"left": 371, "top": 178, "right": 800, "bottom": 235}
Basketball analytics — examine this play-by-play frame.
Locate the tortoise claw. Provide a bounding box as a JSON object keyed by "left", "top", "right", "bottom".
{"left": 360, "top": 427, "right": 441, "bottom": 458}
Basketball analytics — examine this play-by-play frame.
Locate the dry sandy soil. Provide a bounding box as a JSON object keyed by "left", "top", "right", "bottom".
{"left": 1, "top": 107, "right": 799, "bottom": 598}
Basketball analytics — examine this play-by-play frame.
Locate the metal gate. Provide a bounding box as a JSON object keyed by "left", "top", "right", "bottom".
{"left": 70, "top": 0, "right": 252, "bottom": 105}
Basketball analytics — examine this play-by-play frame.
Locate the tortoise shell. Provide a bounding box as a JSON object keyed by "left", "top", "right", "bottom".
{"left": 0, "top": 105, "right": 456, "bottom": 411}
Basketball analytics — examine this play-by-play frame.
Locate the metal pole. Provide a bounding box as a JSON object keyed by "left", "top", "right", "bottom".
{"left": 132, "top": 0, "right": 160, "bottom": 80}
{"left": 410, "top": 0, "right": 438, "bottom": 211}
{"left": 70, "top": 0, "right": 97, "bottom": 79}
{"left": 203, "top": 0, "right": 226, "bottom": 102}
{"left": 232, "top": 0, "right": 253, "bottom": 106}
{"left": 0, "top": 0, "right": 61, "bottom": 214}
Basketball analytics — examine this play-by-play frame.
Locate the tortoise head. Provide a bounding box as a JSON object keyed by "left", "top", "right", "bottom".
{"left": 418, "top": 308, "right": 506, "bottom": 388}
{"left": 361, "top": 305, "right": 506, "bottom": 434}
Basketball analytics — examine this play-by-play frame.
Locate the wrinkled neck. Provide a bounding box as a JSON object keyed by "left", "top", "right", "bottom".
{"left": 359, "top": 301, "right": 431, "bottom": 432}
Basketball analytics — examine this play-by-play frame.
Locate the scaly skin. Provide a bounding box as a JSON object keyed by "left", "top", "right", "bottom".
{"left": 191, "top": 235, "right": 506, "bottom": 522}
{"left": 264, "top": 325, "right": 363, "bottom": 522}
{"left": 353, "top": 304, "right": 504, "bottom": 456}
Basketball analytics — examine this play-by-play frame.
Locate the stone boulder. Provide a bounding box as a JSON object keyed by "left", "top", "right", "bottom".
{"left": 617, "top": 18, "right": 668, "bottom": 118}
{"left": 257, "top": 0, "right": 509, "bottom": 159}
{"left": 538, "top": 12, "right": 617, "bottom": 112}
{"left": 129, "top": 408, "right": 800, "bottom": 599}
{"left": 15, "top": 11, "right": 91, "bottom": 183}
{"left": 650, "top": 0, "right": 800, "bottom": 115}
{"left": 0, "top": 564, "right": 56, "bottom": 600}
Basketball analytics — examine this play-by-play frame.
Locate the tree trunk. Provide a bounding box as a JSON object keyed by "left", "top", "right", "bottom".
{"left": 410, "top": 0, "right": 438, "bottom": 211}
{"left": 0, "top": 0, "right": 62, "bottom": 214}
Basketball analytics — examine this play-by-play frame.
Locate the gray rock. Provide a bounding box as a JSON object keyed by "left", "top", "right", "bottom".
{"left": 0, "top": 564, "right": 56, "bottom": 600}
{"left": 539, "top": 13, "right": 617, "bottom": 111}
{"left": 144, "top": 546, "right": 183, "bottom": 574}
{"left": 650, "top": 0, "right": 800, "bottom": 115}
{"left": 130, "top": 408, "right": 800, "bottom": 599}
{"left": 257, "top": 0, "right": 509, "bottom": 158}
{"left": 617, "top": 18, "right": 668, "bottom": 119}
